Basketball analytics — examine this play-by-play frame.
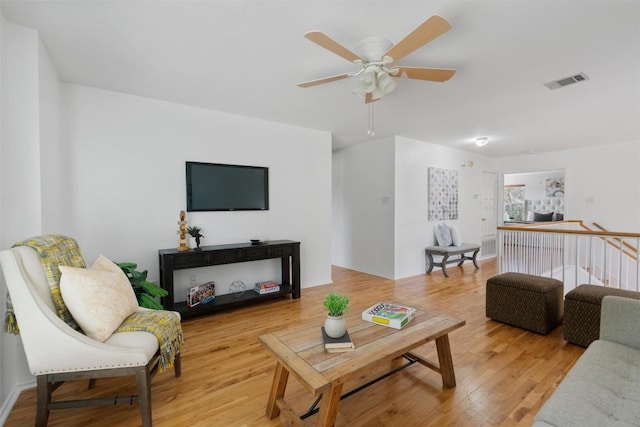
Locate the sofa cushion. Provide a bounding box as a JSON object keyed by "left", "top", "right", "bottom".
{"left": 534, "top": 340, "right": 640, "bottom": 426}
{"left": 59, "top": 255, "right": 139, "bottom": 342}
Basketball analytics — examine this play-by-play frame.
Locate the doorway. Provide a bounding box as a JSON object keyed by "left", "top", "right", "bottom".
{"left": 480, "top": 171, "right": 497, "bottom": 258}
{"left": 503, "top": 169, "right": 565, "bottom": 223}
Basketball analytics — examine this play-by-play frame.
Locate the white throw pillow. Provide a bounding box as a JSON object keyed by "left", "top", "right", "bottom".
{"left": 449, "top": 225, "right": 462, "bottom": 247}
{"left": 435, "top": 223, "right": 453, "bottom": 247}
{"left": 60, "top": 255, "right": 139, "bottom": 342}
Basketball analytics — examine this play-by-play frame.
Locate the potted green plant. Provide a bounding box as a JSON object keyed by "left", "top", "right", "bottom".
{"left": 323, "top": 292, "right": 350, "bottom": 338}
{"left": 187, "top": 225, "right": 204, "bottom": 250}
{"left": 117, "top": 262, "right": 168, "bottom": 310}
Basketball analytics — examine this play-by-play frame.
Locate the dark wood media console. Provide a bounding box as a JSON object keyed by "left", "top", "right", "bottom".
{"left": 158, "top": 240, "right": 300, "bottom": 319}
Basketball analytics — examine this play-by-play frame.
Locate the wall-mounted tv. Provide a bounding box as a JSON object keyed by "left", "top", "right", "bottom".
{"left": 186, "top": 161, "right": 269, "bottom": 212}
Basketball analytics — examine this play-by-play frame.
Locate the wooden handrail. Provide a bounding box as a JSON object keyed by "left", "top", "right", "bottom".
{"left": 592, "top": 222, "right": 639, "bottom": 252}
{"left": 497, "top": 221, "right": 640, "bottom": 239}
{"left": 589, "top": 222, "right": 639, "bottom": 262}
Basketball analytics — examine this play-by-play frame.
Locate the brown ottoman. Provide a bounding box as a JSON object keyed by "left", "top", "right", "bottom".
{"left": 486, "top": 272, "right": 564, "bottom": 334}
{"left": 564, "top": 284, "right": 640, "bottom": 347}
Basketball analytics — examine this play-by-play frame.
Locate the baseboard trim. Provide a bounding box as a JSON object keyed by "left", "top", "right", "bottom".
{"left": 0, "top": 379, "right": 35, "bottom": 425}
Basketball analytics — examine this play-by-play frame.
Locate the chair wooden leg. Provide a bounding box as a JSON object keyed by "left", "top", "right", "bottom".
{"left": 173, "top": 352, "right": 182, "bottom": 377}
{"left": 136, "top": 367, "right": 152, "bottom": 427}
{"left": 36, "top": 375, "right": 51, "bottom": 427}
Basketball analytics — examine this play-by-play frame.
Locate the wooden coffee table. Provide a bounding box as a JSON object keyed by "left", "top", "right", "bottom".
{"left": 259, "top": 305, "right": 465, "bottom": 426}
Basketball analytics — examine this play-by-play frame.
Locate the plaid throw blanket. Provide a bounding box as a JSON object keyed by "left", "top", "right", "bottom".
{"left": 117, "top": 310, "right": 183, "bottom": 372}
{"left": 4, "top": 235, "right": 86, "bottom": 333}
{"left": 4, "top": 235, "right": 183, "bottom": 371}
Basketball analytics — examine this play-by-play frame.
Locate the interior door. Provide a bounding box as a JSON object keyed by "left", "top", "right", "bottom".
{"left": 481, "top": 171, "right": 497, "bottom": 237}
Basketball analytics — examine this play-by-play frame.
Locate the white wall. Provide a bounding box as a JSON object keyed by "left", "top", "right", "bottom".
{"left": 38, "top": 37, "right": 67, "bottom": 233}
{"left": 332, "top": 137, "right": 395, "bottom": 278}
{"left": 0, "top": 13, "right": 5, "bottom": 421}
{"left": 64, "top": 85, "right": 332, "bottom": 296}
{"left": 0, "top": 20, "right": 55, "bottom": 423}
{"left": 333, "top": 135, "right": 497, "bottom": 280}
{"left": 497, "top": 141, "right": 640, "bottom": 232}
{"left": 0, "top": 23, "right": 42, "bottom": 245}
{"left": 394, "top": 137, "right": 497, "bottom": 278}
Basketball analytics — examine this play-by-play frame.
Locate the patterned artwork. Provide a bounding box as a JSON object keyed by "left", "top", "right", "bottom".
{"left": 545, "top": 178, "right": 565, "bottom": 197}
{"left": 428, "top": 167, "right": 459, "bottom": 220}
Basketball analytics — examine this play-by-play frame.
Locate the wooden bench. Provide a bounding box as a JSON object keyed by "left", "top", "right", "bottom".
{"left": 425, "top": 243, "right": 481, "bottom": 277}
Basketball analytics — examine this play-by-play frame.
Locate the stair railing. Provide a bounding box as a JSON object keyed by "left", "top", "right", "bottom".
{"left": 497, "top": 220, "right": 640, "bottom": 293}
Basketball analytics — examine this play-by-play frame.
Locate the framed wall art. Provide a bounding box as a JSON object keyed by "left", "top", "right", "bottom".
{"left": 545, "top": 178, "right": 565, "bottom": 197}
{"left": 428, "top": 167, "right": 459, "bottom": 220}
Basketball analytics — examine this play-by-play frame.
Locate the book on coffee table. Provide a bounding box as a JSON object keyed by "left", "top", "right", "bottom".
{"left": 362, "top": 302, "right": 417, "bottom": 329}
{"left": 321, "top": 327, "right": 355, "bottom": 352}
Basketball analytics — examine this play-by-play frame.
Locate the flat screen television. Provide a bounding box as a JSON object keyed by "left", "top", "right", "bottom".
{"left": 186, "top": 161, "right": 269, "bottom": 211}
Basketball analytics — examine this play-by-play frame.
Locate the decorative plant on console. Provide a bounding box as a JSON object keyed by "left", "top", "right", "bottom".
{"left": 187, "top": 225, "right": 205, "bottom": 250}
{"left": 323, "top": 292, "right": 350, "bottom": 338}
{"left": 118, "top": 262, "right": 168, "bottom": 309}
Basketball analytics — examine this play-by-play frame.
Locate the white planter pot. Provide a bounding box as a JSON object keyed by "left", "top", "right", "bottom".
{"left": 324, "top": 315, "right": 347, "bottom": 338}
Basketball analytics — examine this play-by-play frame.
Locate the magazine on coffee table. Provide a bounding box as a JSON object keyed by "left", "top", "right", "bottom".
{"left": 362, "top": 302, "right": 417, "bottom": 329}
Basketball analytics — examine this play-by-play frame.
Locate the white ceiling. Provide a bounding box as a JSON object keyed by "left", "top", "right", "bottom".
{"left": 2, "top": 0, "right": 639, "bottom": 157}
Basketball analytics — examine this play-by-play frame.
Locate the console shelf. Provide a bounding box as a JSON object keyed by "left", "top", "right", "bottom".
{"left": 158, "top": 240, "right": 300, "bottom": 319}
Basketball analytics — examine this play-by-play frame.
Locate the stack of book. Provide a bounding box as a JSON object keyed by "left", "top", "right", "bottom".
{"left": 321, "top": 327, "right": 355, "bottom": 353}
{"left": 254, "top": 280, "right": 280, "bottom": 295}
{"left": 362, "top": 302, "right": 417, "bottom": 329}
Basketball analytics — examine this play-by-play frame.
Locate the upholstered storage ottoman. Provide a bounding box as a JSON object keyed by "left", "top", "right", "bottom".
{"left": 486, "top": 272, "right": 564, "bottom": 335}
{"left": 564, "top": 284, "right": 640, "bottom": 347}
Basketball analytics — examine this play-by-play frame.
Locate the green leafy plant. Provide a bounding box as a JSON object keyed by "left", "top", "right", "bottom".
{"left": 323, "top": 292, "right": 350, "bottom": 317}
{"left": 187, "top": 225, "right": 205, "bottom": 249}
{"left": 118, "top": 262, "right": 168, "bottom": 310}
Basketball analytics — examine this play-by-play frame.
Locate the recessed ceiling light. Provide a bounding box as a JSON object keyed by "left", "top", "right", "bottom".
{"left": 475, "top": 137, "right": 488, "bottom": 147}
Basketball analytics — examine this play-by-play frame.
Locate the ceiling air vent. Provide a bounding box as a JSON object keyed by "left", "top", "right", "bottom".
{"left": 544, "top": 73, "right": 589, "bottom": 90}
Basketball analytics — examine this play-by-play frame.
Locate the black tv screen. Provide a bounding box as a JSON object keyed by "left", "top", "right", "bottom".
{"left": 186, "top": 162, "right": 269, "bottom": 211}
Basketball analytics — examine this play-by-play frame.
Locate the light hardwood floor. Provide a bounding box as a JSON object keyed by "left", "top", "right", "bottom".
{"left": 5, "top": 258, "right": 584, "bottom": 426}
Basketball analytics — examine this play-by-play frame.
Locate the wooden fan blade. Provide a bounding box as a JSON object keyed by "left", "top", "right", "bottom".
{"left": 364, "top": 92, "right": 380, "bottom": 104}
{"left": 297, "top": 73, "right": 351, "bottom": 88}
{"left": 383, "top": 16, "right": 452, "bottom": 63}
{"left": 393, "top": 67, "right": 456, "bottom": 82}
{"left": 304, "top": 31, "right": 363, "bottom": 63}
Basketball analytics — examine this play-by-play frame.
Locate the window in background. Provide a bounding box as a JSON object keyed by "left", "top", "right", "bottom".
{"left": 504, "top": 185, "right": 526, "bottom": 221}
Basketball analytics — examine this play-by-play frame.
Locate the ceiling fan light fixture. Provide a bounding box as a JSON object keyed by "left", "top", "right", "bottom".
{"left": 475, "top": 137, "right": 489, "bottom": 147}
{"left": 376, "top": 70, "right": 396, "bottom": 95}
{"left": 370, "top": 86, "right": 384, "bottom": 101}
{"left": 354, "top": 68, "right": 377, "bottom": 96}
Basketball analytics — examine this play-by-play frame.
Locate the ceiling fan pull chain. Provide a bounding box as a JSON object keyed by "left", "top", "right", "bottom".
{"left": 367, "top": 104, "right": 375, "bottom": 136}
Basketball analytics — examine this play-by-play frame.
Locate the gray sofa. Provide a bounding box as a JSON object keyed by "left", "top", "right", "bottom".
{"left": 534, "top": 296, "right": 640, "bottom": 426}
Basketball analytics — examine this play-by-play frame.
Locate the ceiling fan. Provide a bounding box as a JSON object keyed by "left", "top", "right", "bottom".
{"left": 298, "top": 15, "right": 456, "bottom": 103}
